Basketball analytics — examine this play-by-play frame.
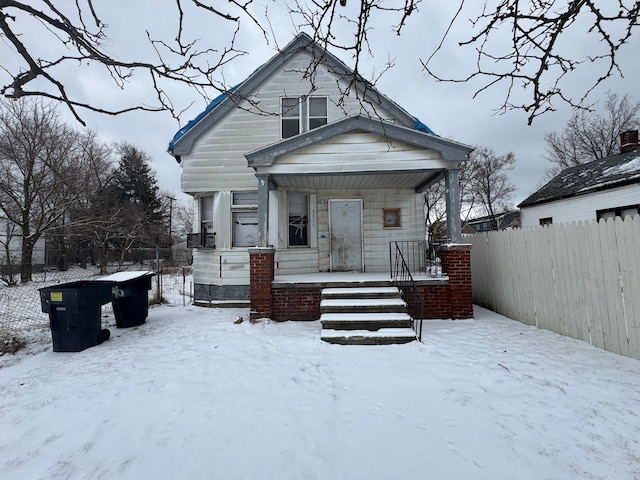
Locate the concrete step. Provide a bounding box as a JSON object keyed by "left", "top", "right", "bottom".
{"left": 321, "top": 328, "right": 417, "bottom": 345}
{"left": 320, "top": 312, "right": 413, "bottom": 331}
{"left": 322, "top": 286, "right": 400, "bottom": 299}
{"left": 320, "top": 297, "right": 407, "bottom": 314}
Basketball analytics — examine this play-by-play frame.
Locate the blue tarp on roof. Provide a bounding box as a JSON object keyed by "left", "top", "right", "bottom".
{"left": 167, "top": 86, "right": 238, "bottom": 155}
{"left": 412, "top": 118, "right": 436, "bottom": 135}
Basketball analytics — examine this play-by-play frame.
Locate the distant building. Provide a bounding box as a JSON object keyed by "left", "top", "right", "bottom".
{"left": 519, "top": 130, "right": 640, "bottom": 228}
{"left": 467, "top": 210, "right": 521, "bottom": 233}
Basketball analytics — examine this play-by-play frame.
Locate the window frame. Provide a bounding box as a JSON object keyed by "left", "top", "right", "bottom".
{"left": 307, "top": 96, "right": 328, "bottom": 131}
{"left": 231, "top": 191, "right": 259, "bottom": 248}
{"left": 539, "top": 217, "right": 553, "bottom": 226}
{"left": 281, "top": 96, "right": 328, "bottom": 138}
{"left": 287, "top": 192, "right": 310, "bottom": 247}
{"left": 281, "top": 97, "right": 301, "bottom": 139}
{"left": 596, "top": 204, "right": 640, "bottom": 222}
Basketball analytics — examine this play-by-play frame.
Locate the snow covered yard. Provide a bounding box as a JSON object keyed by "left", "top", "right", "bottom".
{"left": 1, "top": 305, "right": 640, "bottom": 480}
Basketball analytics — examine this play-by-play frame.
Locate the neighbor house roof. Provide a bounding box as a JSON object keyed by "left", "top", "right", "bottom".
{"left": 167, "top": 32, "right": 436, "bottom": 160}
{"left": 518, "top": 148, "right": 640, "bottom": 208}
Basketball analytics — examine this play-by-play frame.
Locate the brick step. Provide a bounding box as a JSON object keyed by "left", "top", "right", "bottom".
{"left": 321, "top": 328, "right": 417, "bottom": 345}
{"left": 320, "top": 297, "right": 407, "bottom": 314}
{"left": 322, "top": 286, "right": 400, "bottom": 299}
{"left": 320, "top": 312, "right": 412, "bottom": 331}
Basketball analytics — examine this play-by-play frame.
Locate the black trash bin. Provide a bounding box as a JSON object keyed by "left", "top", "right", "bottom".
{"left": 39, "top": 281, "right": 113, "bottom": 352}
{"left": 98, "top": 272, "right": 155, "bottom": 328}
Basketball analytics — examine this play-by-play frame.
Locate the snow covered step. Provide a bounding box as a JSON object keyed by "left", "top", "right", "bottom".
{"left": 320, "top": 297, "right": 407, "bottom": 314}
{"left": 320, "top": 312, "right": 412, "bottom": 331}
{"left": 322, "top": 286, "right": 400, "bottom": 299}
{"left": 321, "top": 328, "right": 417, "bottom": 345}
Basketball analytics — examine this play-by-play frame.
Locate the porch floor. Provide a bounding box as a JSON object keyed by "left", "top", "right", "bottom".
{"left": 272, "top": 271, "right": 447, "bottom": 288}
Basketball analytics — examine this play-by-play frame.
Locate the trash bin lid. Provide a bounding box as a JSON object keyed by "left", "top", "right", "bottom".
{"left": 96, "top": 271, "right": 155, "bottom": 282}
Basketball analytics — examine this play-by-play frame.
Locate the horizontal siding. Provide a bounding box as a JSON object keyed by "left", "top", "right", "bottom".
{"left": 180, "top": 51, "right": 401, "bottom": 194}
{"left": 193, "top": 249, "right": 250, "bottom": 286}
{"left": 521, "top": 183, "right": 640, "bottom": 227}
{"left": 275, "top": 249, "right": 319, "bottom": 275}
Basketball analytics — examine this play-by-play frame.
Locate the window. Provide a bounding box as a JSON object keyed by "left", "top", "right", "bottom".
{"left": 281, "top": 97, "right": 300, "bottom": 138}
{"left": 187, "top": 195, "right": 216, "bottom": 248}
{"left": 539, "top": 217, "right": 553, "bottom": 226}
{"left": 308, "top": 97, "right": 328, "bottom": 130}
{"left": 288, "top": 193, "right": 309, "bottom": 246}
{"left": 200, "top": 195, "right": 214, "bottom": 234}
{"left": 281, "top": 96, "right": 328, "bottom": 138}
{"left": 597, "top": 204, "right": 640, "bottom": 222}
{"left": 232, "top": 192, "right": 258, "bottom": 247}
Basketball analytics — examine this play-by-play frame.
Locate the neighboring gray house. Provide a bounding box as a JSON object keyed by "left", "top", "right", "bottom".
{"left": 519, "top": 130, "right": 640, "bottom": 228}
{"left": 467, "top": 210, "right": 521, "bottom": 233}
{"left": 168, "top": 32, "right": 472, "bottom": 304}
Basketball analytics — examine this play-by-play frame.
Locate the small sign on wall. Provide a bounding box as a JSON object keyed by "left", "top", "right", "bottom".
{"left": 383, "top": 208, "right": 401, "bottom": 228}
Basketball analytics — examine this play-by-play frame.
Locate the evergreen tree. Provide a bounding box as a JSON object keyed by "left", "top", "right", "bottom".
{"left": 113, "top": 143, "right": 167, "bottom": 248}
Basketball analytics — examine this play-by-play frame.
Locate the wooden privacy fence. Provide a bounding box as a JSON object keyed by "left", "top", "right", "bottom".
{"left": 468, "top": 217, "right": 640, "bottom": 361}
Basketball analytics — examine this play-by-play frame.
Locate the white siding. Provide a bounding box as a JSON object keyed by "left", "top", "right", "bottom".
{"left": 520, "top": 183, "right": 640, "bottom": 227}
{"left": 180, "top": 51, "right": 398, "bottom": 194}
{"left": 181, "top": 48, "right": 431, "bottom": 287}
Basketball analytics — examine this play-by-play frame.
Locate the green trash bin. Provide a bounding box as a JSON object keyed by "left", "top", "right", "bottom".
{"left": 97, "top": 272, "right": 155, "bottom": 328}
{"left": 39, "top": 281, "right": 113, "bottom": 352}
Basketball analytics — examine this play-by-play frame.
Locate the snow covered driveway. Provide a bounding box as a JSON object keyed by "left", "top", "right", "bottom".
{"left": 1, "top": 305, "right": 639, "bottom": 479}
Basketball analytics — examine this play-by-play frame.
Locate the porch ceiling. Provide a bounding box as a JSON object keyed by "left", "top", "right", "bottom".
{"left": 269, "top": 170, "right": 443, "bottom": 191}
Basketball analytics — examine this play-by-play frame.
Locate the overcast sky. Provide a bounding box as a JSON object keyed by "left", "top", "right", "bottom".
{"left": 3, "top": 1, "right": 639, "bottom": 209}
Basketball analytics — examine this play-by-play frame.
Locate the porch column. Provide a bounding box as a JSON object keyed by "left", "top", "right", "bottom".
{"left": 440, "top": 244, "right": 473, "bottom": 319}
{"left": 445, "top": 168, "right": 462, "bottom": 242}
{"left": 256, "top": 173, "right": 270, "bottom": 247}
{"left": 249, "top": 247, "right": 275, "bottom": 321}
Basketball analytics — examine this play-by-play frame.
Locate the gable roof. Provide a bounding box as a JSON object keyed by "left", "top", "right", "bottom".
{"left": 518, "top": 148, "right": 640, "bottom": 208}
{"left": 167, "top": 32, "right": 435, "bottom": 159}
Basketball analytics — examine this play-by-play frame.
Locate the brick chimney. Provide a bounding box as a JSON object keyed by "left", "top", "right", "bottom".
{"left": 620, "top": 130, "right": 639, "bottom": 153}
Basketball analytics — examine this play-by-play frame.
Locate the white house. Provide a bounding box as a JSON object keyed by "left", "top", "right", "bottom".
{"left": 168, "top": 33, "right": 473, "bottom": 320}
{"left": 519, "top": 130, "right": 640, "bottom": 228}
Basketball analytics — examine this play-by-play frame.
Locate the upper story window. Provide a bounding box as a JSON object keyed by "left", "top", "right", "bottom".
{"left": 308, "top": 97, "right": 328, "bottom": 130}
{"left": 232, "top": 191, "right": 258, "bottom": 247}
{"left": 281, "top": 96, "right": 328, "bottom": 139}
{"left": 597, "top": 204, "right": 640, "bottom": 222}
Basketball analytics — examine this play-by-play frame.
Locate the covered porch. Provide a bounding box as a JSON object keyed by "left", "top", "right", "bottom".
{"left": 245, "top": 116, "right": 474, "bottom": 324}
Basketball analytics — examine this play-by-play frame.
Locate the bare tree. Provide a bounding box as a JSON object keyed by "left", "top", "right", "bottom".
{"left": 544, "top": 92, "right": 640, "bottom": 173}
{"left": 0, "top": 98, "right": 95, "bottom": 282}
{"left": 423, "top": 1, "right": 640, "bottom": 124}
{"left": 2, "top": 1, "right": 637, "bottom": 125}
{"left": 468, "top": 147, "right": 516, "bottom": 229}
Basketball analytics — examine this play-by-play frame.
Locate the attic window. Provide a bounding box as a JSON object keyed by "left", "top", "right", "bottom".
{"left": 281, "top": 96, "right": 328, "bottom": 139}
{"left": 281, "top": 97, "right": 300, "bottom": 138}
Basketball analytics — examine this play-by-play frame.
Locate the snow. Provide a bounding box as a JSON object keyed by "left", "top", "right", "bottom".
{"left": 96, "top": 271, "right": 155, "bottom": 282}
{"left": 2, "top": 305, "right": 640, "bottom": 479}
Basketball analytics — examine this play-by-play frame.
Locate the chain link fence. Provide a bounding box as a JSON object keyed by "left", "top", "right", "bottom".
{"left": 0, "top": 258, "right": 194, "bottom": 352}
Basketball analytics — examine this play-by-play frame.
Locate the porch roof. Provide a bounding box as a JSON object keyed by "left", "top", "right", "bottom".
{"left": 246, "top": 115, "right": 473, "bottom": 192}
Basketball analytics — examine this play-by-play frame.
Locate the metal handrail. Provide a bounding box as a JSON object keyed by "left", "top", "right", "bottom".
{"left": 389, "top": 241, "right": 424, "bottom": 342}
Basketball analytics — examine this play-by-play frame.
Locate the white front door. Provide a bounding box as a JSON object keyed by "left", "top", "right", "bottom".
{"left": 329, "top": 199, "right": 363, "bottom": 271}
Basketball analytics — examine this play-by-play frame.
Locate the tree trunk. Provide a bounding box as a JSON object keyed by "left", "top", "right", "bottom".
{"left": 20, "top": 236, "right": 34, "bottom": 283}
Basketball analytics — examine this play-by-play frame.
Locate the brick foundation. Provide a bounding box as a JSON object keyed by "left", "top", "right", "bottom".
{"left": 271, "top": 287, "right": 322, "bottom": 321}
{"left": 249, "top": 247, "right": 275, "bottom": 321}
{"left": 440, "top": 244, "right": 473, "bottom": 319}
